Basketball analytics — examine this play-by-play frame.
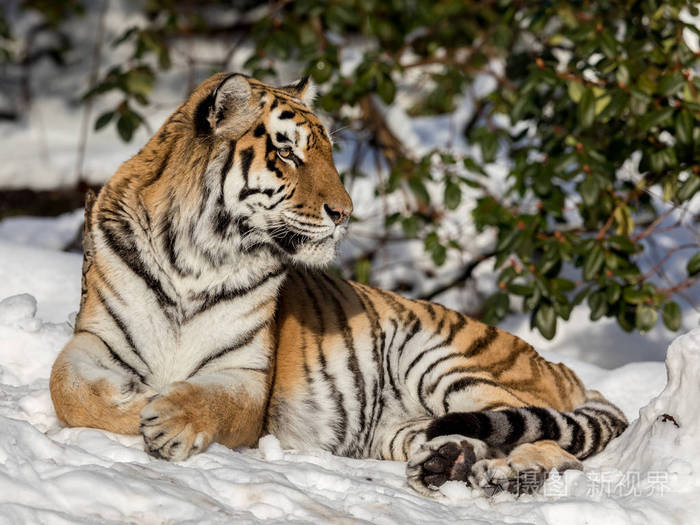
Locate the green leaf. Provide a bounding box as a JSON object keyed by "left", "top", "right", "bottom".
{"left": 608, "top": 236, "right": 638, "bottom": 254}
{"left": 606, "top": 281, "right": 621, "bottom": 303}
{"left": 568, "top": 80, "right": 584, "bottom": 103}
{"left": 483, "top": 292, "right": 509, "bottom": 324}
{"left": 311, "top": 58, "right": 332, "bottom": 83}
{"left": 401, "top": 215, "right": 419, "bottom": 238}
{"left": 635, "top": 304, "right": 658, "bottom": 332}
{"left": 124, "top": 67, "right": 154, "bottom": 97}
{"left": 444, "top": 179, "right": 462, "bottom": 210}
{"left": 116, "top": 113, "right": 136, "bottom": 142}
{"left": 377, "top": 74, "right": 396, "bottom": 104}
{"left": 508, "top": 282, "right": 534, "bottom": 296}
{"left": 662, "top": 301, "right": 682, "bottom": 331}
{"left": 480, "top": 134, "right": 498, "bottom": 163}
{"left": 580, "top": 176, "right": 599, "bottom": 207}
{"left": 430, "top": 244, "right": 447, "bottom": 266}
{"left": 534, "top": 303, "right": 557, "bottom": 339}
{"left": 578, "top": 88, "right": 595, "bottom": 129}
{"left": 408, "top": 177, "right": 430, "bottom": 204}
{"left": 94, "top": 111, "right": 114, "bottom": 131}
{"left": 463, "top": 157, "right": 485, "bottom": 175}
{"left": 613, "top": 205, "right": 634, "bottom": 236}
{"left": 583, "top": 245, "right": 604, "bottom": 280}
{"left": 616, "top": 64, "right": 630, "bottom": 86}
{"left": 600, "top": 31, "right": 618, "bottom": 58}
{"left": 658, "top": 73, "right": 685, "bottom": 96}
{"left": 687, "top": 251, "right": 700, "bottom": 276}
{"left": 617, "top": 307, "right": 635, "bottom": 332}
{"left": 622, "top": 287, "right": 649, "bottom": 304}
{"left": 675, "top": 110, "right": 693, "bottom": 144}
{"left": 588, "top": 291, "right": 607, "bottom": 321}
{"left": 677, "top": 176, "right": 700, "bottom": 203}
{"left": 637, "top": 107, "right": 674, "bottom": 132}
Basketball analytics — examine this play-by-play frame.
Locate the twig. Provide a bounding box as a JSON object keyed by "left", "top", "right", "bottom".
{"left": 639, "top": 243, "right": 697, "bottom": 281}
{"left": 418, "top": 251, "right": 496, "bottom": 301}
{"left": 75, "top": 0, "right": 108, "bottom": 180}
{"left": 660, "top": 278, "right": 698, "bottom": 297}
{"left": 630, "top": 206, "right": 676, "bottom": 242}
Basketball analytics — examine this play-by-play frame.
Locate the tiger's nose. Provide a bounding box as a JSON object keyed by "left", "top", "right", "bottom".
{"left": 324, "top": 203, "right": 351, "bottom": 225}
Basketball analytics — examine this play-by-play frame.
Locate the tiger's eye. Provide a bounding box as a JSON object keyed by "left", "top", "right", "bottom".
{"left": 278, "top": 147, "right": 292, "bottom": 158}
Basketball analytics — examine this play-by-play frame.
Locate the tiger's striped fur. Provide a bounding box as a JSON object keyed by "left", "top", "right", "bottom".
{"left": 50, "top": 73, "right": 627, "bottom": 496}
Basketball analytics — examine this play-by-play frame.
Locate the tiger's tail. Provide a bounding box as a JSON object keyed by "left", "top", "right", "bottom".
{"left": 426, "top": 390, "right": 628, "bottom": 460}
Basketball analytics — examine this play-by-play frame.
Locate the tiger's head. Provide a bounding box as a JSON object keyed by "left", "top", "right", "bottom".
{"left": 178, "top": 72, "right": 353, "bottom": 267}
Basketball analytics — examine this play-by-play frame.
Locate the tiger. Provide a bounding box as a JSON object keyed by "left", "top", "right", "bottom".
{"left": 50, "top": 72, "right": 627, "bottom": 497}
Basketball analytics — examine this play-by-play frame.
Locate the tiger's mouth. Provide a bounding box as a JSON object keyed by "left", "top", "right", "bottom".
{"left": 269, "top": 219, "right": 344, "bottom": 255}
{"left": 272, "top": 228, "right": 312, "bottom": 253}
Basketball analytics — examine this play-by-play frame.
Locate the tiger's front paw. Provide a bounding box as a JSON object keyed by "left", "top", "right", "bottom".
{"left": 139, "top": 381, "right": 216, "bottom": 461}
{"left": 406, "top": 435, "right": 489, "bottom": 496}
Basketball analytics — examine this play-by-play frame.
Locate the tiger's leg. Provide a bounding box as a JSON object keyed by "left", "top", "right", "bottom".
{"left": 139, "top": 371, "right": 269, "bottom": 461}
{"left": 411, "top": 391, "right": 627, "bottom": 495}
{"left": 50, "top": 331, "right": 155, "bottom": 434}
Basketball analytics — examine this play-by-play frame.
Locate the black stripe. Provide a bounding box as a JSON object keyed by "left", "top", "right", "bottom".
{"left": 382, "top": 319, "right": 404, "bottom": 406}
{"left": 351, "top": 285, "right": 385, "bottom": 454}
{"left": 238, "top": 147, "right": 256, "bottom": 201}
{"left": 422, "top": 326, "right": 499, "bottom": 399}
{"left": 299, "top": 272, "right": 348, "bottom": 450}
{"left": 95, "top": 289, "right": 152, "bottom": 374}
{"left": 275, "top": 132, "right": 291, "bottom": 143}
{"left": 279, "top": 110, "right": 295, "bottom": 119}
{"left": 92, "top": 261, "right": 124, "bottom": 304}
{"left": 404, "top": 315, "right": 466, "bottom": 381}
{"left": 576, "top": 410, "right": 602, "bottom": 458}
{"left": 563, "top": 413, "right": 586, "bottom": 456}
{"left": 388, "top": 420, "right": 418, "bottom": 459}
{"left": 319, "top": 274, "right": 367, "bottom": 456}
{"left": 529, "top": 406, "right": 561, "bottom": 442}
{"left": 465, "top": 325, "right": 499, "bottom": 356}
{"left": 218, "top": 141, "right": 237, "bottom": 205}
{"left": 503, "top": 409, "right": 526, "bottom": 445}
{"left": 441, "top": 376, "right": 519, "bottom": 413}
{"left": 187, "top": 321, "right": 267, "bottom": 378}
{"left": 76, "top": 330, "right": 146, "bottom": 383}
{"left": 193, "top": 91, "right": 215, "bottom": 135}
{"left": 98, "top": 214, "right": 175, "bottom": 309}
{"left": 190, "top": 267, "right": 285, "bottom": 318}
{"left": 426, "top": 411, "right": 493, "bottom": 442}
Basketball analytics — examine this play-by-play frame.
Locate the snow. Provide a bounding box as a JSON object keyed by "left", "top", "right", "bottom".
{"left": 0, "top": 235, "right": 698, "bottom": 524}
{"left": 1, "top": 3, "right": 699, "bottom": 521}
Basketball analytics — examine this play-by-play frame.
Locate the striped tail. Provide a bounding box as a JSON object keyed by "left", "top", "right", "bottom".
{"left": 426, "top": 391, "right": 628, "bottom": 460}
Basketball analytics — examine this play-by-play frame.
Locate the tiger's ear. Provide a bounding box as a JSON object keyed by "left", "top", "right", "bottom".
{"left": 207, "top": 74, "right": 259, "bottom": 138}
{"left": 283, "top": 76, "right": 317, "bottom": 107}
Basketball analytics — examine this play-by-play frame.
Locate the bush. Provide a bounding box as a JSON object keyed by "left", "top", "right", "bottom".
{"left": 3, "top": 0, "right": 699, "bottom": 338}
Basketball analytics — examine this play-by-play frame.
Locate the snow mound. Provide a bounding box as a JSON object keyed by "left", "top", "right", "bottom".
{"left": 0, "top": 294, "right": 38, "bottom": 328}
{"left": 589, "top": 327, "right": 700, "bottom": 494}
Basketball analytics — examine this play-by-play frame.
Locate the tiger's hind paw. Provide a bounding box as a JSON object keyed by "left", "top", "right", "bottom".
{"left": 406, "top": 435, "right": 489, "bottom": 496}
{"left": 470, "top": 458, "right": 548, "bottom": 496}
{"left": 470, "top": 442, "right": 583, "bottom": 496}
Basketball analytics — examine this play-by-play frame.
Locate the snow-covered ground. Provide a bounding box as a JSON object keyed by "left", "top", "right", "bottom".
{"left": 0, "top": 236, "right": 699, "bottom": 524}
{"left": 1, "top": 3, "right": 699, "bottom": 522}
